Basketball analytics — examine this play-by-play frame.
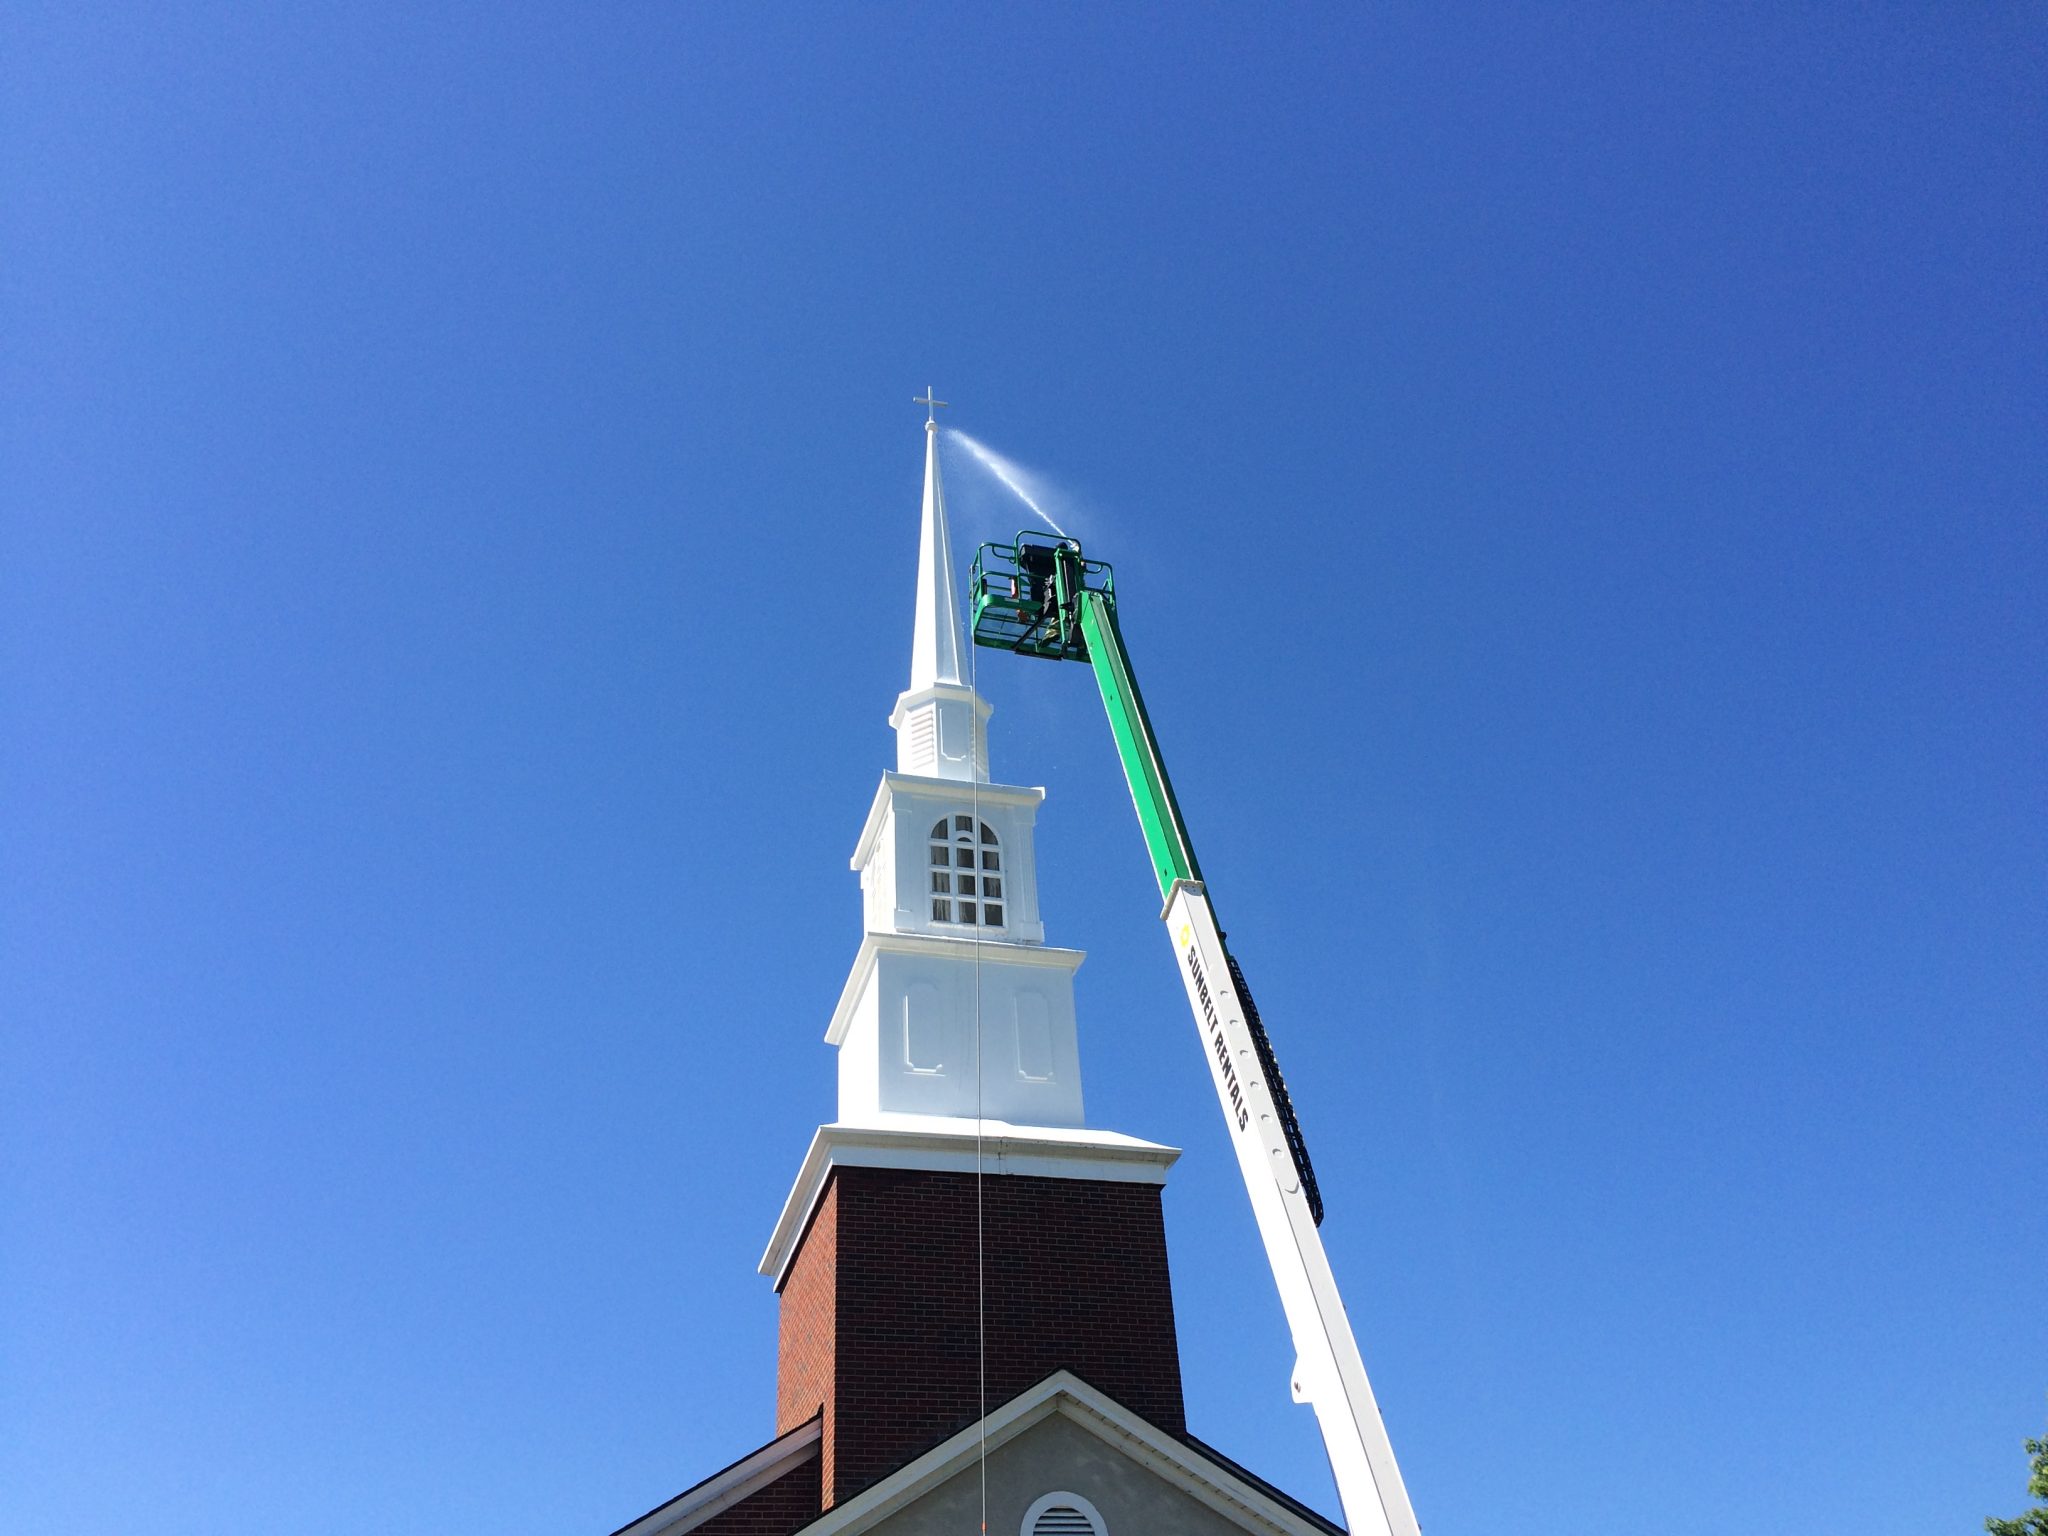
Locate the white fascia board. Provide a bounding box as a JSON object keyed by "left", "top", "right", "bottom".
{"left": 608, "top": 1417, "right": 821, "bottom": 1536}
{"left": 758, "top": 1120, "right": 1180, "bottom": 1286}
{"left": 849, "top": 771, "right": 1046, "bottom": 871}
{"left": 1054, "top": 1393, "right": 1339, "bottom": 1536}
{"left": 824, "top": 930, "right": 1084, "bottom": 1046}
{"left": 792, "top": 1370, "right": 1334, "bottom": 1536}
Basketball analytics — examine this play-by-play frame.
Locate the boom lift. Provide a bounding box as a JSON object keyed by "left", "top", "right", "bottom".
{"left": 969, "top": 532, "right": 1422, "bottom": 1536}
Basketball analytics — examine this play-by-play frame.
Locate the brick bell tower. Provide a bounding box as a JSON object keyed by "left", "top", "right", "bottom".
{"left": 756, "top": 409, "right": 1186, "bottom": 1509}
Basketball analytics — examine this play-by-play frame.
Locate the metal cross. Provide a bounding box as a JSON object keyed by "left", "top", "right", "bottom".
{"left": 913, "top": 388, "right": 949, "bottom": 422}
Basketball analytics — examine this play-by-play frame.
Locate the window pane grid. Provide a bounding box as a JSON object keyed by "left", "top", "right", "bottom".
{"left": 927, "top": 816, "right": 1005, "bottom": 930}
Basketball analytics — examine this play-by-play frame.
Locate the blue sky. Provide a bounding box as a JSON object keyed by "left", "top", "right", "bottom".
{"left": 4, "top": 5, "right": 2043, "bottom": 1534}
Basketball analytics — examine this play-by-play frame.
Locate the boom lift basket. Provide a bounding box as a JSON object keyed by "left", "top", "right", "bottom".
{"left": 969, "top": 532, "right": 1115, "bottom": 662}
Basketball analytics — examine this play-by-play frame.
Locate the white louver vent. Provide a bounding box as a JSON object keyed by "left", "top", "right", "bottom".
{"left": 1022, "top": 1493, "right": 1105, "bottom": 1536}
{"left": 905, "top": 708, "right": 937, "bottom": 772}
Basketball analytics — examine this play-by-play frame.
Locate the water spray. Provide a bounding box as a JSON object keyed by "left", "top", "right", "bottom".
{"left": 948, "top": 429, "right": 1069, "bottom": 538}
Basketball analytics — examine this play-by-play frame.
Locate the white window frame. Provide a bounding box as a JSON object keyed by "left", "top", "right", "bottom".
{"left": 927, "top": 815, "right": 1006, "bottom": 932}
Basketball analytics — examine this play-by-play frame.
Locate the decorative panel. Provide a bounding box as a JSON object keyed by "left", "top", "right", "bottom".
{"left": 1015, "top": 991, "right": 1055, "bottom": 1082}
{"left": 904, "top": 982, "right": 944, "bottom": 1073}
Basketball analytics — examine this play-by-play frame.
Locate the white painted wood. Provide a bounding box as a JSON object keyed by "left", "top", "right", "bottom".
{"left": 889, "top": 683, "right": 990, "bottom": 782}
{"left": 892, "top": 418, "right": 991, "bottom": 783}
{"left": 841, "top": 508, "right": 1080, "bottom": 1124}
{"left": 909, "top": 417, "right": 966, "bottom": 694}
{"left": 851, "top": 775, "right": 1046, "bottom": 944}
{"left": 833, "top": 942, "right": 1086, "bottom": 1127}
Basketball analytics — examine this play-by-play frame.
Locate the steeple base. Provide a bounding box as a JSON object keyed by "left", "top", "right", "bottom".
{"left": 765, "top": 1137, "right": 1187, "bottom": 1509}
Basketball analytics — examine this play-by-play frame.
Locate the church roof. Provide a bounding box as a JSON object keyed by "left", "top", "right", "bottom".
{"left": 608, "top": 1413, "right": 821, "bottom": 1536}
{"left": 612, "top": 1372, "right": 1344, "bottom": 1536}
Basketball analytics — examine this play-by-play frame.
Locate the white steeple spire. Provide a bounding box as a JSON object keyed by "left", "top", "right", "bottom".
{"left": 835, "top": 401, "right": 1085, "bottom": 1131}
{"left": 909, "top": 409, "right": 966, "bottom": 691}
{"left": 756, "top": 403, "right": 1182, "bottom": 1291}
{"left": 891, "top": 395, "right": 989, "bottom": 782}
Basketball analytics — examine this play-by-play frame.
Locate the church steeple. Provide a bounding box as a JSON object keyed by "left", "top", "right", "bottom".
{"left": 909, "top": 406, "right": 965, "bottom": 691}
{"left": 755, "top": 409, "right": 1187, "bottom": 1509}
{"left": 607, "top": 408, "right": 1354, "bottom": 1536}
{"left": 890, "top": 398, "right": 990, "bottom": 782}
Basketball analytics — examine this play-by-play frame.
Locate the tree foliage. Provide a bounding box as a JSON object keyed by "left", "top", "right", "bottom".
{"left": 1985, "top": 1410, "right": 2048, "bottom": 1536}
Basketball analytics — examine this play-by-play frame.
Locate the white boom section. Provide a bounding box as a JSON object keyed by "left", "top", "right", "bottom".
{"left": 1163, "top": 879, "right": 1420, "bottom": 1536}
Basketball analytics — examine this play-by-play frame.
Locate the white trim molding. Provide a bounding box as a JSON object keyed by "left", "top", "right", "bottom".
{"left": 824, "top": 931, "right": 1084, "bottom": 1047}
{"left": 792, "top": 1371, "right": 1336, "bottom": 1536}
{"left": 851, "top": 771, "right": 1042, "bottom": 874}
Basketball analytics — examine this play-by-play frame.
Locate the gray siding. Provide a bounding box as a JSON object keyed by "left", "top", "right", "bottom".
{"left": 862, "top": 1414, "right": 1293, "bottom": 1536}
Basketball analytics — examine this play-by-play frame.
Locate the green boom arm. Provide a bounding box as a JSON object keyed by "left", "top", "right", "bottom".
{"left": 1074, "top": 590, "right": 1204, "bottom": 901}
{"left": 967, "top": 530, "right": 1318, "bottom": 1220}
{"left": 1073, "top": 587, "right": 1323, "bottom": 1228}
{"left": 968, "top": 533, "right": 1414, "bottom": 1536}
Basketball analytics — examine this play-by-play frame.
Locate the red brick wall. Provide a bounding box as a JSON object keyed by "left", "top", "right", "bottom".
{"left": 775, "top": 1176, "right": 838, "bottom": 1473}
{"left": 775, "top": 1166, "right": 1184, "bottom": 1507}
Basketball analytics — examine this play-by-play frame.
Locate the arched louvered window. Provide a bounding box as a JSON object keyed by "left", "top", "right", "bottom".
{"left": 1021, "top": 1492, "right": 1105, "bottom": 1536}
{"left": 929, "top": 815, "right": 1004, "bottom": 929}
